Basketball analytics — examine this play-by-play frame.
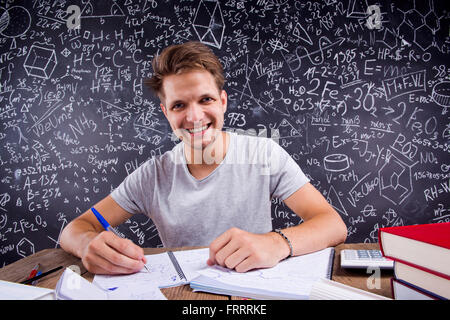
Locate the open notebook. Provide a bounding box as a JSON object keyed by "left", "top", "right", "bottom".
{"left": 94, "top": 248, "right": 211, "bottom": 290}
{"left": 190, "top": 247, "right": 335, "bottom": 300}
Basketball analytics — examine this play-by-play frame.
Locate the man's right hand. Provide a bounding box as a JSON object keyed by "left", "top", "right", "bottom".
{"left": 80, "top": 231, "right": 147, "bottom": 275}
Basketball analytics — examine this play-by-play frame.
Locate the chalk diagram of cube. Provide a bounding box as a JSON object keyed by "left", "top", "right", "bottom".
{"left": 193, "top": 0, "right": 225, "bottom": 49}
{"left": 346, "top": 0, "right": 369, "bottom": 19}
{"left": 378, "top": 155, "right": 413, "bottom": 205}
{"left": 23, "top": 45, "right": 57, "bottom": 79}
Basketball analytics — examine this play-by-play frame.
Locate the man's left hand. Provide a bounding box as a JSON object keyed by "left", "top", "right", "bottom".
{"left": 207, "top": 227, "right": 289, "bottom": 272}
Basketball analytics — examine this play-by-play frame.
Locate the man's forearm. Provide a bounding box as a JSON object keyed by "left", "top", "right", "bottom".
{"left": 60, "top": 220, "right": 100, "bottom": 258}
{"left": 278, "top": 211, "right": 347, "bottom": 257}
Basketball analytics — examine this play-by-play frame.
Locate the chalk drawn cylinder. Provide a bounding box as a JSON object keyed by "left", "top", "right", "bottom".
{"left": 431, "top": 81, "right": 450, "bottom": 107}
{"left": 323, "top": 154, "right": 349, "bottom": 172}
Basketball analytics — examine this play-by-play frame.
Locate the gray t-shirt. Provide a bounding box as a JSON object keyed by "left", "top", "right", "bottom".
{"left": 111, "top": 132, "right": 309, "bottom": 247}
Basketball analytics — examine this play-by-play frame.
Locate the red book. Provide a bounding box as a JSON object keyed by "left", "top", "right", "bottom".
{"left": 378, "top": 222, "right": 450, "bottom": 280}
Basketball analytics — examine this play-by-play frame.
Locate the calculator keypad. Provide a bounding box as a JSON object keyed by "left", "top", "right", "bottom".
{"left": 341, "top": 249, "right": 394, "bottom": 269}
{"left": 356, "top": 250, "right": 383, "bottom": 259}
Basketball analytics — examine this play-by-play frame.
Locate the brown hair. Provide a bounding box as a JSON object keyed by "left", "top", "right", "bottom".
{"left": 146, "top": 41, "right": 225, "bottom": 99}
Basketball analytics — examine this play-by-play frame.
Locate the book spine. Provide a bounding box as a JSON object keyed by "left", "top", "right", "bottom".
{"left": 378, "top": 229, "right": 386, "bottom": 257}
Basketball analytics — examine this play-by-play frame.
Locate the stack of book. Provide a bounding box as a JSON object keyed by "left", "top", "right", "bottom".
{"left": 378, "top": 222, "right": 449, "bottom": 300}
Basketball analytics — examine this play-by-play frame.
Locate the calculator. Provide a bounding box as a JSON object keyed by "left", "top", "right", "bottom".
{"left": 340, "top": 249, "right": 394, "bottom": 269}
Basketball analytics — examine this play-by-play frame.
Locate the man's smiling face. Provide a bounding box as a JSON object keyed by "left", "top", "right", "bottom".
{"left": 160, "top": 69, "right": 227, "bottom": 151}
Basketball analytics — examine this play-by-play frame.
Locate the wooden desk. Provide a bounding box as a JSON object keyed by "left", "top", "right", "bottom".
{"left": 332, "top": 243, "right": 393, "bottom": 298}
{"left": 0, "top": 243, "right": 393, "bottom": 299}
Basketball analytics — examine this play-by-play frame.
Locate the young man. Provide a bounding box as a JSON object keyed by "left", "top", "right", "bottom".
{"left": 60, "top": 41, "right": 347, "bottom": 275}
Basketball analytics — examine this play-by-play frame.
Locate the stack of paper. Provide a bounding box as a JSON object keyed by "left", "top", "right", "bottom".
{"left": 0, "top": 280, "right": 55, "bottom": 300}
{"left": 309, "top": 278, "right": 391, "bottom": 300}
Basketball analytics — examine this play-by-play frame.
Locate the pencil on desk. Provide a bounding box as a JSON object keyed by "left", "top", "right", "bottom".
{"left": 21, "top": 266, "right": 63, "bottom": 285}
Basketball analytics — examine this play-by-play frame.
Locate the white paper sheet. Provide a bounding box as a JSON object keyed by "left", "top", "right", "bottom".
{"left": 57, "top": 267, "right": 166, "bottom": 300}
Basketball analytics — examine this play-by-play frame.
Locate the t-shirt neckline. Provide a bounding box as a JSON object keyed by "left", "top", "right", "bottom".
{"left": 181, "top": 131, "right": 234, "bottom": 183}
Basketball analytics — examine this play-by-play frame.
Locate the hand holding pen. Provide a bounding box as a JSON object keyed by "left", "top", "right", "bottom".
{"left": 78, "top": 207, "right": 150, "bottom": 275}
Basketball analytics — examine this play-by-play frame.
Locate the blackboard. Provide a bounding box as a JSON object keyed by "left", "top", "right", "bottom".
{"left": 0, "top": 0, "right": 449, "bottom": 267}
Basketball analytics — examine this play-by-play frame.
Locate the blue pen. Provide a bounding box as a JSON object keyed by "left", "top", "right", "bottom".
{"left": 91, "top": 207, "right": 150, "bottom": 273}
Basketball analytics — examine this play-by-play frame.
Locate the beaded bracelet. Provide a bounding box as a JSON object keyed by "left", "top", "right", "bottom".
{"left": 273, "top": 229, "right": 293, "bottom": 259}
